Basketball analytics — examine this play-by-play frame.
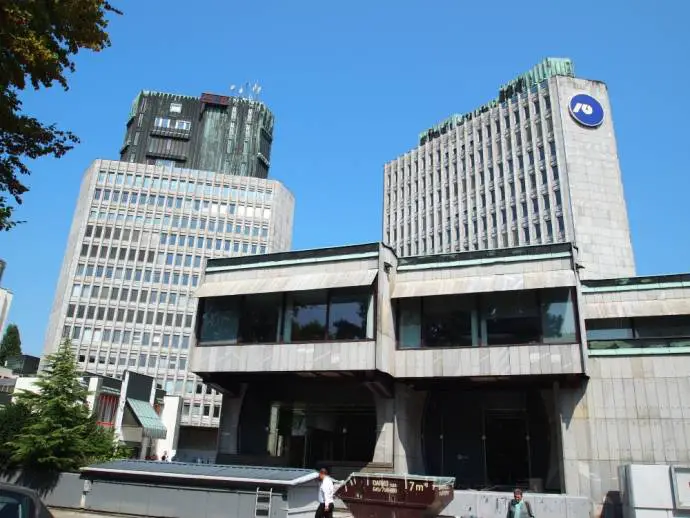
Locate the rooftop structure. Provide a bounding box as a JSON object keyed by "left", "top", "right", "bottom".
{"left": 121, "top": 90, "right": 274, "bottom": 179}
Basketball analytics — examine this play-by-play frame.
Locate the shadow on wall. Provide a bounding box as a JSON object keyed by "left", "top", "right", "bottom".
{"left": 601, "top": 490, "right": 622, "bottom": 518}
{"left": 2, "top": 469, "right": 61, "bottom": 497}
{"left": 560, "top": 379, "right": 588, "bottom": 429}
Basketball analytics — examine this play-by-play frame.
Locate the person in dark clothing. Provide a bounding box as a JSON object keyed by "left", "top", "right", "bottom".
{"left": 507, "top": 489, "right": 534, "bottom": 518}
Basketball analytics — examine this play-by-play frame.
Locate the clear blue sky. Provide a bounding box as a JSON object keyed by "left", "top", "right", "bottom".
{"left": 1, "top": 0, "right": 689, "bottom": 355}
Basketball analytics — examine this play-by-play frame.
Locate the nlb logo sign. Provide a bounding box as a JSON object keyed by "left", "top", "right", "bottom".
{"left": 569, "top": 93, "right": 604, "bottom": 128}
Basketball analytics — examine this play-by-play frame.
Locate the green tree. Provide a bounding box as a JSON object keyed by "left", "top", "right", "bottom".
{"left": 0, "top": 324, "right": 22, "bottom": 366}
{"left": 10, "top": 340, "right": 123, "bottom": 472}
{"left": 0, "top": 1, "right": 121, "bottom": 231}
{"left": 0, "top": 402, "right": 32, "bottom": 471}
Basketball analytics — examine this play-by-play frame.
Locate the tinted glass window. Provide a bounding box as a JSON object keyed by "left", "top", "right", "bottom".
{"left": 286, "top": 290, "right": 327, "bottom": 342}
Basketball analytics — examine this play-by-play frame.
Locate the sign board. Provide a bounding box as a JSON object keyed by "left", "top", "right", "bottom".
{"left": 569, "top": 93, "right": 604, "bottom": 128}
{"left": 200, "top": 93, "right": 231, "bottom": 106}
{"left": 671, "top": 465, "right": 690, "bottom": 510}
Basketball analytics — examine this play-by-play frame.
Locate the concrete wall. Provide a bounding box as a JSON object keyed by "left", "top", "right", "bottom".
{"left": 194, "top": 341, "right": 377, "bottom": 373}
{"left": 42, "top": 161, "right": 96, "bottom": 358}
{"left": 440, "top": 490, "right": 590, "bottom": 518}
{"left": 8, "top": 471, "right": 291, "bottom": 518}
{"left": 559, "top": 355, "right": 690, "bottom": 516}
{"left": 583, "top": 285, "right": 690, "bottom": 319}
{"left": 155, "top": 395, "right": 182, "bottom": 458}
{"left": 394, "top": 343, "right": 583, "bottom": 378}
{"left": 393, "top": 255, "right": 577, "bottom": 296}
{"left": 85, "top": 480, "right": 283, "bottom": 518}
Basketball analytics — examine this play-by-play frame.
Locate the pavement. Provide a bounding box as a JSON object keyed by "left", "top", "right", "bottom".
{"left": 51, "top": 509, "right": 150, "bottom": 518}
{"left": 50, "top": 507, "right": 355, "bottom": 518}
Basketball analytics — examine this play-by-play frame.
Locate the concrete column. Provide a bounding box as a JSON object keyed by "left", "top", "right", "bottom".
{"left": 85, "top": 377, "right": 102, "bottom": 414}
{"left": 393, "top": 383, "right": 427, "bottom": 474}
{"left": 139, "top": 436, "right": 150, "bottom": 459}
{"left": 372, "top": 394, "right": 395, "bottom": 465}
{"left": 155, "top": 395, "right": 182, "bottom": 459}
{"left": 216, "top": 385, "right": 246, "bottom": 461}
{"left": 557, "top": 383, "right": 593, "bottom": 500}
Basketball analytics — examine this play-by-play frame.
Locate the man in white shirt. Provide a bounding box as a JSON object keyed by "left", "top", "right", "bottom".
{"left": 316, "top": 467, "right": 334, "bottom": 518}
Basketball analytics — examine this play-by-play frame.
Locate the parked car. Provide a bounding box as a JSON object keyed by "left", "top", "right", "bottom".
{"left": 0, "top": 484, "right": 53, "bottom": 518}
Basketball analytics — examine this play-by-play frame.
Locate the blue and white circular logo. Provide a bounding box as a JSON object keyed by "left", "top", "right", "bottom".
{"left": 568, "top": 94, "right": 604, "bottom": 128}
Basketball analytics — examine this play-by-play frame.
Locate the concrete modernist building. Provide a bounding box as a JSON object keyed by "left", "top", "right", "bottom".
{"left": 191, "top": 242, "right": 690, "bottom": 515}
{"left": 383, "top": 58, "right": 635, "bottom": 280}
{"left": 120, "top": 91, "right": 274, "bottom": 179}
{"left": 43, "top": 158, "right": 294, "bottom": 454}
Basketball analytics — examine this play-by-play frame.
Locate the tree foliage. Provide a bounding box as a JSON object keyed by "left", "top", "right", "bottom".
{"left": 9, "top": 340, "right": 124, "bottom": 472}
{"left": 0, "top": 323, "right": 22, "bottom": 366}
{"left": 0, "top": 1, "right": 121, "bottom": 231}
{"left": 0, "top": 401, "right": 32, "bottom": 471}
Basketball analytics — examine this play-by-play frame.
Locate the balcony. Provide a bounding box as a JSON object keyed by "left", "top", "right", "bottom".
{"left": 390, "top": 281, "right": 585, "bottom": 378}
{"left": 394, "top": 343, "right": 583, "bottom": 378}
{"left": 150, "top": 127, "right": 191, "bottom": 140}
{"left": 191, "top": 272, "right": 379, "bottom": 375}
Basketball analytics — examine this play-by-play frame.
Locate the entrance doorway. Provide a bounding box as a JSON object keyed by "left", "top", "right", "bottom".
{"left": 484, "top": 411, "right": 530, "bottom": 489}
{"left": 423, "top": 386, "right": 559, "bottom": 491}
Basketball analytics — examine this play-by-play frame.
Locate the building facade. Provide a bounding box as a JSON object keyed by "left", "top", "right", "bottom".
{"left": 120, "top": 91, "right": 274, "bottom": 179}
{"left": 0, "top": 259, "right": 12, "bottom": 333}
{"left": 383, "top": 58, "right": 635, "bottom": 280}
{"left": 190, "top": 242, "right": 690, "bottom": 516}
{"left": 13, "top": 369, "right": 178, "bottom": 459}
{"left": 43, "top": 159, "right": 294, "bottom": 446}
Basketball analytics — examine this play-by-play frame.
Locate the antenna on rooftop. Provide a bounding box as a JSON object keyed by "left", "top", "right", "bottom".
{"left": 230, "top": 81, "right": 262, "bottom": 100}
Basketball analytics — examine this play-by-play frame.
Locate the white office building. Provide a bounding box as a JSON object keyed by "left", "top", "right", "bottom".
{"left": 383, "top": 58, "right": 635, "bottom": 280}
{"left": 43, "top": 159, "right": 293, "bottom": 454}
{"left": 0, "top": 260, "right": 12, "bottom": 334}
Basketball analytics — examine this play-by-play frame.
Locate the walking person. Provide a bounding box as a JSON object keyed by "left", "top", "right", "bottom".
{"left": 507, "top": 489, "right": 534, "bottom": 518}
{"left": 315, "top": 467, "right": 334, "bottom": 518}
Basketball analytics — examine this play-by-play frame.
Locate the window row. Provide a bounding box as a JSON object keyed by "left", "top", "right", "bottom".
{"left": 419, "top": 90, "right": 552, "bottom": 146}
{"left": 390, "top": 190, "right": 563, "bottom": 231}
{"left": 68, "top": 284, "right": 194, "bottom": 307}
{"left": 88, "top": 206, "right": 272, "bottom": 227}
{"left": 95, "top": 171, "right": 273, "bottom": 201}
{"left": 586, "top": 315, "right": 690, "bottom": 350}
{"left": 77, "top": 351, "right": 187, "bottom": 371}
{"left": 66, "top": 304, "right": 194, "bottom": 328}
{"left": 64, "top": 325, "right": 192, "bottom": 348}
{"left": 388, "top": 212, "right": 566, "bottom": 246}
{"left": 160, "top": 229, "right": 268, "bottom": 247}
{"left": 72, "top": 263, "right": 199, "bottom": 287}
{"left": 93, "top": 189, "right": 248, "bottom": 215}
{"left": 389, "top": 163, "right": 560, "bottom": 210}
{"left": 79, "top": 243, "right": 156, "bottom": 263}
{"left": 182, "top": 402, "right": 221, "bottom": 419}
{"left": 199, "top": 287, "right": 375, "bottom": 344}
{"left": 154, "top": 117, "right": 191, "bottom": 131}
{"left": 85, "top": 225, "right": 140, "bottom": 242}
{"left": 388, "top": 143, "right": 558, "bottom": 194}
{"left": 160, "top": 235, "right": 266, "bottom": 255}
{"left": 397, "top": 288, "right": 578, "bottom": 349}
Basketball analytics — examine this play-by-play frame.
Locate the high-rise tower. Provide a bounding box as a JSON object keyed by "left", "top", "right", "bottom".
{"left": 44, "top": 90, "right": 294, "bottom": 459}
{"left": 383, "top": 58, "right": 635, "bottom": 280}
